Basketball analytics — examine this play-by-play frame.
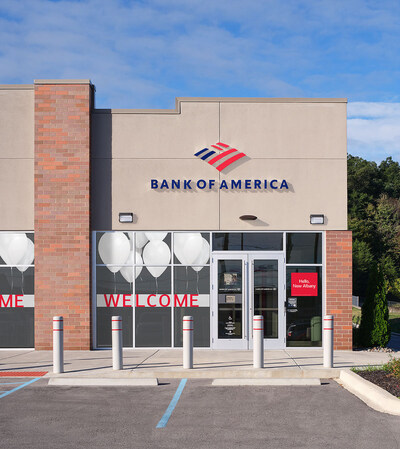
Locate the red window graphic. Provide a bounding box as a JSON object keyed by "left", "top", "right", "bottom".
{"left": 291, "top": 273, "right": 318, "bottom": 296}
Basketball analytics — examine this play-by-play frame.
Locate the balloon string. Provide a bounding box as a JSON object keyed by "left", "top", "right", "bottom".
{"left": 113, "top": 272, "right": 116, "bottom": 294}
{"left": 155, "top": 277, "right": 158, "bottom": 294}
{"left": 185, "top": 266, "right": 188, "bottom": 290}
{"left": 196, "top": 271, "right": 199, "bottom": 295}
{"left": 10, "top": 267, "right": 13, "bottom": 292}
{"left": 21, "top": 271, "right": 24, "bottom": 295}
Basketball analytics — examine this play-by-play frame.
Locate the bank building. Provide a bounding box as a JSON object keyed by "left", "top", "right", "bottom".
{"left": 0, "top": 80, "right": 352, "bottom": 351}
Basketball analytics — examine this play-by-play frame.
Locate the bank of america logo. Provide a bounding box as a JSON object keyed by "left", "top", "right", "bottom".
{"left": 194, "top": 142, "right": 246, "bottom": 172}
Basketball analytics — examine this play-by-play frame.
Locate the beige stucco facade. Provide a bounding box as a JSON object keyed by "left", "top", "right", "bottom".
{"left": 0, "top": 86, "right": 34, "bottom": 230}
{"left": 91, "top": 97, "right": 347, "bottom": 231}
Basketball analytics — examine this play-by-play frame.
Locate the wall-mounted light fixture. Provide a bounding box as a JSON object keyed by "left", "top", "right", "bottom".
{"left": 240, "top": 215, "right": 258, "bottom": 221}
{"left": 310, "top": 214, "right": 324, "bottom": 225}
{"left": 119, "top": 213, "right": 134, "bottom": 223}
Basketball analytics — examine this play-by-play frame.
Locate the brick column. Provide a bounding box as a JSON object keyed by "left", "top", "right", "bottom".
{"left": 34, "top": 80, "right": 93, "bottom": 350}
{"left": 326, "top": 230, "right": 352, "bottom": 350}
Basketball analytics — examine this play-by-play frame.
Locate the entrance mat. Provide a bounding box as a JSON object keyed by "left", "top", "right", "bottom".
{"left": 0, "top": 371, "right": 48, "bottom": 377}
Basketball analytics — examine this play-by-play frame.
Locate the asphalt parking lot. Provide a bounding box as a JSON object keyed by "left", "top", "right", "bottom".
{"left": 0, "top": 378, "right": 399, "bottom": 449}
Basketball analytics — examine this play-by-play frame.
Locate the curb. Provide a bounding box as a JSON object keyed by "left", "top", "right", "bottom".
{"left": 336, "top": 369, "right": 400, "bottom": 416}
{"left": 43, "top": 368, "right": 340, "bottom": 379}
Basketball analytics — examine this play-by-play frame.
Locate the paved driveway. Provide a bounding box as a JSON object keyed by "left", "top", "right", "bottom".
{"left": 0, "top": 377, "right": 399, "bottom": 449}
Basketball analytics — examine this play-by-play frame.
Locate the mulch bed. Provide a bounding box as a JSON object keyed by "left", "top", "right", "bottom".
{"left": 357, "top": 370, "right": 400, "bottom": 397}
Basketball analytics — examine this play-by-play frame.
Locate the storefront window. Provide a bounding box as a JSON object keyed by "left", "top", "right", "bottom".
{"left": 286, "top": 233, "right": 322, "bottom": 264}
{"left": 286, "top": 266, "right": 322, "bottom": 347}
{"left": 0, "top": 232, "right": 35, "bottom": 348}
{"left": 173, "top": 233, "right": 209, "bottom": 264}
{"left": 213, "top": 233, "right": 283, "bottom": 251}
{"left": 174, "top": 266, "right": 210, "bottom": 347}
{"left": 96, "top": 231, "right": 134, "bottom": 347}
{"left": 95, "top": 231, "right": 210, "bottom": 348}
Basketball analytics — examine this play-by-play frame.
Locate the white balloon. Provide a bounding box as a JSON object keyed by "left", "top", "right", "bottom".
{"left": 0, "top": 234, "right": 12, "bottom": 262}
{"left": 17, "top": 239, "right": 34, "bottom": 273}
{"left": 145, "top": 232, "right": 167, "bottom": 241}
{"left": 120, "top": 250, "right": 143, "bottom": 283}
{"left": 135, "top": 232, "right": 149, "bottom": 249}
{"left": 98, "top": 232, "right": 130, "bottom": 273}
{"left": 183, "top": 234, "right": 203, "bottom": 264}
{"left": 0, "top": 234, "right": 28, "bottom": 266}
{"left": 174, "top": 233, "right": 202, "bottom": 264}
{"left": 135, "top": 251, "right": 143, "bottom": 279}
{"left": 173, "top": 233, "right": 188, "bottom": 264}
{"left": 127, "top": 232, "right": 134, "bottom": 251}
{"left": 120, "top": 250, "right": 135, "bottom": 283}
{"left": 143, "top": 240, "right": 170, "bottom": 278}
{"left": 192, "top": 238, "right": 210, "bottom": 272}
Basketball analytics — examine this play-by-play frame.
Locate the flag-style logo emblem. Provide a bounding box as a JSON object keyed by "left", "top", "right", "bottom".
{"left": 194, "top": 142, "right": 246, "bottom": 172}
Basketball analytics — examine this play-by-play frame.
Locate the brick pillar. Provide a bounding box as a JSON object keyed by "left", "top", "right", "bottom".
{"left": 326, "top": 230, "right": 352, "bottom": 350}
{"left": 34, "top": 80, "right": 93, "bottom": 350}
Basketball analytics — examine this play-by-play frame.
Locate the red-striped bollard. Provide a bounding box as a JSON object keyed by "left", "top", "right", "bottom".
{"left": 53, "top": 316, "right": 64, "bottom": 374}
{"left": 112, "top": 316, "right": 123, "bottom": 370}
{"left": 323, "top": 315, "right": 334, "bottom": 368}
{"left": 183, "top": 316, "right": 193, "bottom": 369}
{"left": 253, "top": 315, "right": 264, "bottom": 368}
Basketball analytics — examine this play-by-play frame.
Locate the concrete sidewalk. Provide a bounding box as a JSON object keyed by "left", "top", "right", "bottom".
{"left": 0, "top": 348, "right": 397, "bottom": 379}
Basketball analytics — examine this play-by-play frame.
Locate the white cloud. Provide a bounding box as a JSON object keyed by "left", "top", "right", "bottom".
{"left": 0, "top": 1, "right": 399, "bottom": 163}
{"left": 347, "top": 102, "right": 400, "bottom": 162}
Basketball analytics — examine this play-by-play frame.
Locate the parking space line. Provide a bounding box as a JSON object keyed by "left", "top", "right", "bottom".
{"left": 0, "top": 378, "right": 41, "bottom": 399}
{"left": 156, "top": 379, "right": 187, "bottom": 429}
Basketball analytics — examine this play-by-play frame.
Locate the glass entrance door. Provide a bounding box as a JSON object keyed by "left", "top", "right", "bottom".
{"left": 212, "top": 254, "right": 248, "bottom": 349}
{"left": 212, "top": 252, "right": 284, "bottom": 349}
{"left": 249, "top": 254, "right": 285, "bottom": 349}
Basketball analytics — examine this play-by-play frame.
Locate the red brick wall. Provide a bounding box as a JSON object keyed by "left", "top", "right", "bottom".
{"left": 326, "top": 230, "right": 352, "bottom": 350}
{"left": 34, "top": 81, "right": 92, "bottom": 350}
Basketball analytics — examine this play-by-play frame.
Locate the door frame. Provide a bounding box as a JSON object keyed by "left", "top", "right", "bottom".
{"left": 211, "top": 251, "right": 285, "bottom": 350}
{"left": 211, "top": 253, "right": 248, "bottom": 349}
{"left": 248, "top": 252, "right": 285, "bottom": 350}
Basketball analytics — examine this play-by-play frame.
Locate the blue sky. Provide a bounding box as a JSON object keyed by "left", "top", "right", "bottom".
{"left": 0, "top": 0, "right": 399, "bottom": 162}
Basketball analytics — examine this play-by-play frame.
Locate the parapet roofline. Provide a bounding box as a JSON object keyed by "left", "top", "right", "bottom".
{"left": 0, "top": 80, "right": 94, "bottom": 90}
{"left": 34, "top": 79, "right": 93, "bottom": 85}
{"left": 95, "top": 96, "right": 347, "bottom": 115}
{"left": 0, "top": 85, "right": 34, "bottom": 90}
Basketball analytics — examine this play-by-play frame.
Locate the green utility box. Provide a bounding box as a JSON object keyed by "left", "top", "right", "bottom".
{"left": 311, "top": 316, "right": 322, "bottom": 342}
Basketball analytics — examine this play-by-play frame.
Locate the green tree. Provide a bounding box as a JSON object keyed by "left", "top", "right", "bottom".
{"left": 359, "top": 264, "right": 391, "bottom": 347}
{"left": 348, "top": 155, "right": 400, "bottom": 302}
{"left": 379, "top": 157, "right": 400, "bottom": 198}
{"left": 352, "top": 239, "right": 373, "bottom": 298}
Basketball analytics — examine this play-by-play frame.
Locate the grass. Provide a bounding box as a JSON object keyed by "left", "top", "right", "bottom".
{"left": 351, "top": 365, "right": 382, "bottom": 373}
{"left": 352, "top": 306, "right": 400, "bottom": 333}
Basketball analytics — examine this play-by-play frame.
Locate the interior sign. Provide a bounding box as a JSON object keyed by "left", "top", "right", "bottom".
{"left": 291, "top": 273, "right": 318, "bottom": 296}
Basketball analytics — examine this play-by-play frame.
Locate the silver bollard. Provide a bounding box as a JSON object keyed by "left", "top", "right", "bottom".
{"left": 323, "top": 315, "right": 334, "bottom": 368}
{"left": 53, "top": 316, "right": 64, "bottom": 374}
{"left": 112, "top": 316, "right": 123, "bottom": 370}
{"left": 183, "top": 316, "right": 193, "bottom": 369}
{"left": 253, "top": 315, "right": 264, "bottom": 369}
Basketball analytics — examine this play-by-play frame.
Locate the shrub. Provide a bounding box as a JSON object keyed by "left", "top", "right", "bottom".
{"left": 383, "top": 356, "right": 400, "bottom": 378}
{"left": 359, "top": 264, "right": 391, "bottom": 347}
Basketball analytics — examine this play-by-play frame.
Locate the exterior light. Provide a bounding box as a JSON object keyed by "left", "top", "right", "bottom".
{"left": 310, "top": 214, "right": 324, "bottom": 225}
{"left": 240, "top": 215, "right": 257, "bottom": 221}
{"left": 119, "top": 213, "right": 133, "bottom": 223}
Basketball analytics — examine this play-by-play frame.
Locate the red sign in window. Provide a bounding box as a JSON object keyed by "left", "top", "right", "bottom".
{"left": 291, "top": 273, "right": 318, "bottom": 296}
